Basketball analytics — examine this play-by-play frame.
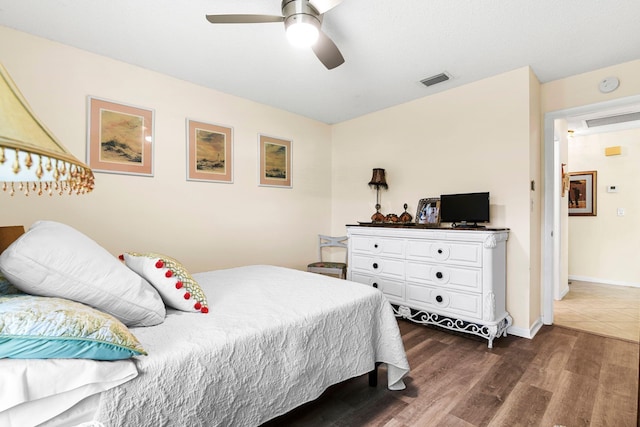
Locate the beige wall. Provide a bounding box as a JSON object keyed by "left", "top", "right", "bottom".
{"left": 542, "top": 60, "right": 640, "bottom": 113}
{"left": 0, "top": 26, "right": 333, "bottom": 273}
{"left": 331, "top": 67, "right": 538, "bottom": 332}
{"left": 568, "top": 128, "right": 640, "bottom": 286}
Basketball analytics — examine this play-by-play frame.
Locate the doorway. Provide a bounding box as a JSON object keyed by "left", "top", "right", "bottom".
{"left": 542, "top": 94, "right": 640, "bottom": 326}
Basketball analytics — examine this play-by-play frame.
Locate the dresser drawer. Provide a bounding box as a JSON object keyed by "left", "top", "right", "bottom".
{"left": 406, "top": 239, "right": 482, "bottom": 267}
{"left": 405, "top": 262, "right": 482, "bottom": 293}
{"left": 350, "top": 254, "right": 405, "bottom": 280}
{"left": 405, "top": 283, "right": 482, "bottom": 321}
{"left": 350, "top": 236, "right": 404, "bottom": 259}
{"left": 351, "top": 272, "right": 404, "bottom": 300}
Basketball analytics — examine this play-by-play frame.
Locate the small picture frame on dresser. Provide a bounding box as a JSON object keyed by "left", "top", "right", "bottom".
{"left": 416, "top": 198, "right": 440, "bottom": 226}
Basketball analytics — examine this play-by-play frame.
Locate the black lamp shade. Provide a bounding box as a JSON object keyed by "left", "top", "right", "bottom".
{"left": 368, "top": 168, "right": 388, "bottom": 189}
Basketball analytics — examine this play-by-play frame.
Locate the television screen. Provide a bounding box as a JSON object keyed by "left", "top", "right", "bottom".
{"left": 440, "top": 192, "right": 490, "bottom": 227}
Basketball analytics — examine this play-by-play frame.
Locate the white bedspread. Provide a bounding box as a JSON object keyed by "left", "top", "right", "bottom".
{"left": 94, "top": 265, "right": 409, "bottom": 426}
{"left": 0, "top": 358, "right": 137, "bottom": 427}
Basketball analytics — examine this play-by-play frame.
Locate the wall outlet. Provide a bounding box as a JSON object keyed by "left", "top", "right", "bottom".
{"left": 617, "top": 208, "right": 625, "bottom": 216}
{"left": 607, "top": 185, "right": 618, "bottom": 193}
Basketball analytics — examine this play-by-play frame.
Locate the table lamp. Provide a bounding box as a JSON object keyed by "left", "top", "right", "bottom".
{"left": 368, "top": 168, "right": 387, "bottom": 223}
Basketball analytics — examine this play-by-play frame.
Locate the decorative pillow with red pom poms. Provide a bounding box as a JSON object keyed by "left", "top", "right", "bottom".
{"left": 120, "top": 252, "right": 209, "bottom": 314}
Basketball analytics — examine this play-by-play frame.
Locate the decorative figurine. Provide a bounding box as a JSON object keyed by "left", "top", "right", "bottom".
{"left": 399, "top": 203, "right": 413, "bottom": 223}
{"left": 385, "top": 213, "right": 399, "bottom": 223}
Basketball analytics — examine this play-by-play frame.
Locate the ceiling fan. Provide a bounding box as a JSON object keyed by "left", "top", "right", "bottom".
{"left": 206, "top": 0, "right": 345, "bottom": 70}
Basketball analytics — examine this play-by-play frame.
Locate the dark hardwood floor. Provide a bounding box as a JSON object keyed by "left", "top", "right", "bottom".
{"left": 263, "top": 320, "right": 639, "bottom": 426}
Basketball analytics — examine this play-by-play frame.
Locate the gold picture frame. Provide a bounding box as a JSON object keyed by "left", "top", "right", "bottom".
{"left": 186, "top": 119, "right": 233, "bottom": 183}
{"left": 87, "top": 96, "right": 154, "bottom": 176}
{"left": 568, "top": 170, "right": 597, "bottom": 216}
{"left": 258, "top": 134, "right": 292, "bottom": 188}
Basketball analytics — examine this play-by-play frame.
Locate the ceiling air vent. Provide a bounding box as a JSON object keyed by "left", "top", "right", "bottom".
{"left": 586, "top": 112, "right": 640, "bottom": 128}
{"left": 420, "top": 72, "right": 451, "bottom": 87}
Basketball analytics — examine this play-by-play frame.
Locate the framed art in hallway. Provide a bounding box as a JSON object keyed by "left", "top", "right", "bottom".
{"left": 87, "top": 96, "right": 154, "bottom": 176}
{"left": 568, "top": 170, "right": 597, "bottom": 216}
{"left": 186, "top": 119, "right": 233, "bottom": 183}
{"left": 258, "top": 134, "right": 292, "bottom": 188}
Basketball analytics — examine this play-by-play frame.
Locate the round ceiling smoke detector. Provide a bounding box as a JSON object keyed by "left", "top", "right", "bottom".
{"left": 599, "top": 77, "right": 620, "bottom": 94}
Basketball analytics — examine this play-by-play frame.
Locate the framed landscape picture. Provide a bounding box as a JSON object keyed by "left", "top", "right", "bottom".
{"left": 568, "top": 170, "right": 597, "bottom": 216}
{"left": 87, "top": 96, "right": 154, "bottom": 176}
{"left": 186, "top": 119, "right": 233, "bottom": 183}
{"left": 258, "top": 134, "right": 292, "bottom": 188}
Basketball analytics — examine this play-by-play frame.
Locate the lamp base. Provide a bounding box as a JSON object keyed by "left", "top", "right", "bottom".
{"left": 371, "top": 211, "right": 385, "bottom": 223}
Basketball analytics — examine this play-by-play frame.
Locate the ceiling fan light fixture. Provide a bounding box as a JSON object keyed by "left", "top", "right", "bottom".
{"left": 285, "top": 14, "right": 320, "bottom": 47}
{"left": 205, "top": 0, "right": 345, "bottom": 69}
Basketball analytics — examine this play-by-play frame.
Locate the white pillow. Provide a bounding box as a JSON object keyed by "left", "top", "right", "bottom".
{"left": 0, "top": 221, "right": 165, "bottom": 327}
{"left": 121, "top": 252, "right": 209, "bottom": 313}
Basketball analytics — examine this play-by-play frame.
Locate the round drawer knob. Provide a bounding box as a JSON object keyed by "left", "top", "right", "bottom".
{"left": 437, "top": 249, "right": 443, "bottom": 254}
{"left": 372, "top": 263, "right": 379, "bottom": 269}
{"left": 374, "top": 243, "right": 379, "bottom": 248}
{"left": 372, "top": 282, "right": 379, "bottom": 288}
{"left": 436, "top": 295, "right": 443, "bottom": 303}
{"left": 435, "top": 271, "right": 443, "bottom": 279}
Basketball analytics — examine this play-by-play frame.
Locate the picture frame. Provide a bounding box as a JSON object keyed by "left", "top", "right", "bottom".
{"left": 186, "top": 119, "right": 233, "bottom": 183}
{"left": 416, "top": 198, "right": 441, "bottom": 226}
{"left": 258, "top": 134, "right": 292, "bottom": 188}
{"left": 87, "top": 96, "right": 154, "bottom": 176}
{"left": 568, "top": 170, "right": 597, "bottom": 216}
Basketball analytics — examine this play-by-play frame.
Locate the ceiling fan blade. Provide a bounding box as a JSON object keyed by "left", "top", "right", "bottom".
{"left": 308, "top": 0, "right": 343, "bottom": 14}
{"left": 206, "top": 14, "right": 284, "bottom": 24}
{"left": 312, "top": 31, "right": 344, "bottom": 70}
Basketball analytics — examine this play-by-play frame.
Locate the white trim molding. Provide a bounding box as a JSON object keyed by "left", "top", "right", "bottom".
{"left": 569, "top": 275, "right": 640, "bottom": 289}
{"left": 507, "top": 317, "right": 543, "bottom": 340}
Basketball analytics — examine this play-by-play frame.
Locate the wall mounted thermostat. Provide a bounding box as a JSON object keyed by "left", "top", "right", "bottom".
{"left": 607, "top": 185, "right": 618, "bottom": 193}
{"left": 599, "top": 77, "right": 620, "bottom": 93}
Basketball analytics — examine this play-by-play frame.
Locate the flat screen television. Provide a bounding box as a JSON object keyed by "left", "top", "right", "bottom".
{"left": 440, "top": 192, "right": 490, "bottom": 228}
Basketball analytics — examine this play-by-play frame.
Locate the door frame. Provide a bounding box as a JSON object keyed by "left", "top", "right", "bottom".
{"left": 542, "top": 94, "right": 640, "bottom": 324}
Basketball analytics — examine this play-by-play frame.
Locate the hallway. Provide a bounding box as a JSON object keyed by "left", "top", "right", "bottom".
{"left": 554, "top": 280, "right": 640, "bottom": 342}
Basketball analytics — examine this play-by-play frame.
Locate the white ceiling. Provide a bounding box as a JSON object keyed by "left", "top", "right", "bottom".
{"left": 0, "top": 0, "right": 639, "bottom": 124}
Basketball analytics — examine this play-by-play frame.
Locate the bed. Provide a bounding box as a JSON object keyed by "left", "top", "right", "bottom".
{"left": 0, "top": 221, "right": 410, "bottom": 427}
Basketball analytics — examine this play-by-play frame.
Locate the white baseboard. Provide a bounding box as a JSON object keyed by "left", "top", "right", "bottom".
{"left": 568, "top": 275, "right": 640, "bottom": 288}
{"left": 507, "top": 317, "right": 543, "bottom": 340}
{"left": 558, "top": 285, "right": 570, "bottom": 300}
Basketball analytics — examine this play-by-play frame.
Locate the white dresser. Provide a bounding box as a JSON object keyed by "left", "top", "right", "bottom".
{"left": 347, "top": 225, "right": 511, "bottom": 348}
